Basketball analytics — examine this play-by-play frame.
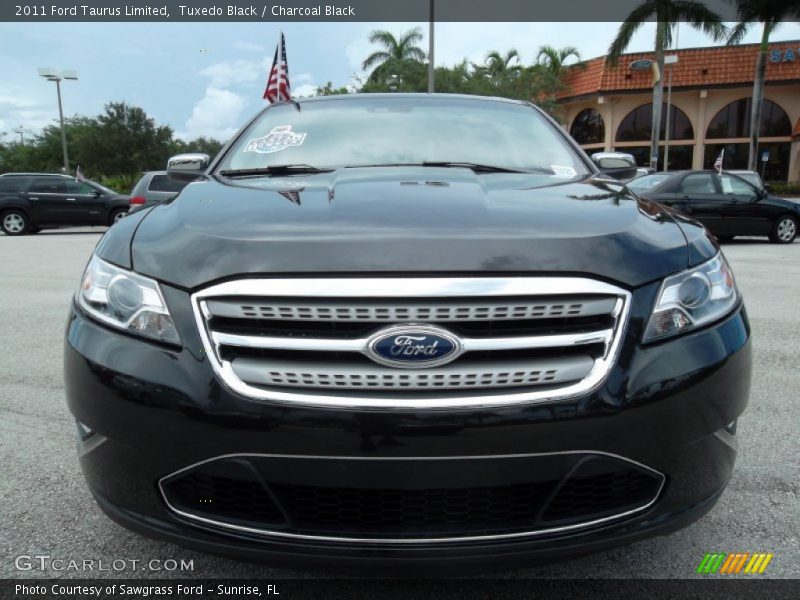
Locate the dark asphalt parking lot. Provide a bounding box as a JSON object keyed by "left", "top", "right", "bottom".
{"left": 1, "top": 228, "right": 798, "bottom": 580}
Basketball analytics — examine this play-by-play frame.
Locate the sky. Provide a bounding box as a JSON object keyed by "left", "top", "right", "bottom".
{"left": 1, "top": 21, "right": 799, "bottom": 143}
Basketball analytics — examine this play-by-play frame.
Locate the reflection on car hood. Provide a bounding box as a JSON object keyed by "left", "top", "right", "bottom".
{"left": 126, "top": 167, "right": 698, "bottom": 290}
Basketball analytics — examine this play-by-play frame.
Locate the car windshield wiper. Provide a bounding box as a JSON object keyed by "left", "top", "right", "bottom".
{"left": 217, "top": 165, "right": 333, "bottom": 178}
{"left": 421, "top": 161, "right": 534, "bottom": 174}
{"left": 344, "top": 162, "right": 546, "bottom": 174}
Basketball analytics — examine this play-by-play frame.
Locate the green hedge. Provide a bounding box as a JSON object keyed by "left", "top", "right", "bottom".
{"left": 768, "top": 181, "right": 800, "bottom": 196}
{"left": 96, "top": 174, "right": 139, "bottom": 195}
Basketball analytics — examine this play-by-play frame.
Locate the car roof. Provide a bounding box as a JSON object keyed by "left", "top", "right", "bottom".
{"left": 286, "top": 93, "right": 530, "bottom": 108}
{"left": 0, "top": 172, "right": 74, "bottom": 178}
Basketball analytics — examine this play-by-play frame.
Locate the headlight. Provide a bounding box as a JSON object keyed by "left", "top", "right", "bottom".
{"left": 644, "top": 253, "right": 739, "bottom": 342}
{"left": 77, "top": 254, "right": 180, "bottom": 345}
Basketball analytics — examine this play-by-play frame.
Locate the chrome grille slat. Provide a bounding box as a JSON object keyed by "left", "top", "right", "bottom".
{"left": 206, "top": 297, "right": 617, "bottom": 322}
{"left": 231, "top": 357, "right": 594, "bottom": 391}
{"left": 191, "top": 277, "right": 631, "bottom": 409}
{"left": 210, "top": 329, "right": 613, "bottom": 354}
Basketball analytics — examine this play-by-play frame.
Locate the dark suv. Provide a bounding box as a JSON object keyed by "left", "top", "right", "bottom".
{"left": 64, "top": 95, "right": 750, "bottom": 573}
{"left": 0, "top": 173, "right": 129, "bottom": 235}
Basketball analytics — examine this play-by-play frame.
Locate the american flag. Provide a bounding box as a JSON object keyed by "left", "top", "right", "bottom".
{"left": 263, "top": 33, "right": 292, "bottom": 103}
{"left": 713, "top": 149, "right": 725, "bottom": 174}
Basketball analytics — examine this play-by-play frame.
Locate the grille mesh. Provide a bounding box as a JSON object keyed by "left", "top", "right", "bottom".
{"left": 161, "top": 456, "right": 663, "bottom": 539}
{"left": 230, "top": 357, "right": 593, "bottom": 391}
{"left": 206, "top": 297, "right": 617, "bottom": 322}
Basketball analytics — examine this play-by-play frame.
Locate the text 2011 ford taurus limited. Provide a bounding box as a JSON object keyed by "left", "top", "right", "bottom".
{"left": 64, "top": 94, "right": 751, "bottom": 573}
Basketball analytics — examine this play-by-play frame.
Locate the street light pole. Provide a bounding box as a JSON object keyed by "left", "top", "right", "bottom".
{"left": 38, "top": 68, "right": 78, "bottom": 175}
{"left": 55, "top": 78, "right": 69, "bottom": 173}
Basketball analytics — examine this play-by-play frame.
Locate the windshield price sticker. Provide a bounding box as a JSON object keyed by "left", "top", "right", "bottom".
{"left": 550, "top": 165, "right": 577, "bottom": 178}
{"left": 244, "top": 125, "right": 307, "bottom": 154}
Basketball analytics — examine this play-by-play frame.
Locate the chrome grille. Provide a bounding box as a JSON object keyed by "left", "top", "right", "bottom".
{"left": 206, "top": 297, "right": 617, "bottom": 322}
{"left": 231, "top": 357, "right": 593, "bottom": 390}
{"left": 192, "top": 278, "right": 630, "bottom": 409}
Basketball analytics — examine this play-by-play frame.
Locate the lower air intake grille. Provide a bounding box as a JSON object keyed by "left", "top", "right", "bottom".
{"left": 161, "top": 454, "right": 664, "bottom": 541}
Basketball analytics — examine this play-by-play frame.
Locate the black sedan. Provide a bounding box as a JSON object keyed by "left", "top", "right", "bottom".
{"left": 627, "top": 170, "right": 799, "bottom": 244}
{"left": 64, "top": 94, "right": 750, "bottom": 572}
{"left": 0, "top": 173, "right": 130, "bottom": 235}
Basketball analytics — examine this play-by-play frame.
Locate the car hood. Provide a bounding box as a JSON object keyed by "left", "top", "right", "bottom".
{"left": 126, "top": 167, "right": 697, "bottom": 290}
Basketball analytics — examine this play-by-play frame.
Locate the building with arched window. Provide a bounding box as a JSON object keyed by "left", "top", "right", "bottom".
{"left": 559, "top": 41, "right": 800, "bottom": 182}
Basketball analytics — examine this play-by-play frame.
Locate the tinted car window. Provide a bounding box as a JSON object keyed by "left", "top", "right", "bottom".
{"left": 0, "top": 177, "right": 29, "bottom": 192}
{"left": 627, "top": 173, "right": 671, "bottom": 191}
{"left": 219, "top": 97, "right": 589, "bottom": 178}
{"left": 148, "top": 175, "right": 186, "bottom": 193}
{"left": 680, "top": 174, "right": 715, "bottom": 194}
{"left": 29, "top": 178, "right": 67, "bottom": 193}
{"left": 64, "top": 181, "right": 97, "bottom": 194}
{"left": 720, "top": 175, "right": 756, "bottom": 196}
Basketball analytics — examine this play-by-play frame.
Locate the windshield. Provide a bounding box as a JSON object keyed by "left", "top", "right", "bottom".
{"left": 732, "top": 172, "right": 762, "bottom": 189}
{"left": 627, "top": 173, "right": 671, "bottom": 191}
{"left": 218, "top": 96, "right": 589, "bottom": 178}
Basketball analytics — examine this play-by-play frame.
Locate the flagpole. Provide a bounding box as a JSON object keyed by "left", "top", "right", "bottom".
{"left": 278, "top": 30, "right": 284, "bottom": 102}
{"left": 427, "top": 0, "right": 434, "bottom": 93}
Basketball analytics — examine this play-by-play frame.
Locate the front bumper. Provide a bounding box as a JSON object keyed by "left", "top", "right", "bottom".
{"left": 64, "top": 281, "right": 751, "bottom": 572}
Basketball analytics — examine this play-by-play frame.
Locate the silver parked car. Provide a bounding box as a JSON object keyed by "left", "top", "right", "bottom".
{"left": 128, "top": 171, "right": 189, "bottom": 214}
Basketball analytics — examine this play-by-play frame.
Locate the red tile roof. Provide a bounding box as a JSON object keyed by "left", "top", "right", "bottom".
{"left": 559, "top": 41, "right": 800, "bottom": 101}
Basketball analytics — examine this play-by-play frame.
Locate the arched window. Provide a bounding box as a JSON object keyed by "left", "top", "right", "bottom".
{"left": 706, "top": 98, "right": 791, "bottom": 139}
{"left": 570, "top": 108, "right": 605, "bottom": 144}
{"left": 615, "top": 103, "right": 694, "bottom": 142}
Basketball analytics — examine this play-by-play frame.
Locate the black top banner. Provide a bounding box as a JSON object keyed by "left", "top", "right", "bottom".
{"left": 4, "top": 0, "right": 742, "bottom": 22}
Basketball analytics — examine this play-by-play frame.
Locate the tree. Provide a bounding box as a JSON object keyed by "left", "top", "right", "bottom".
{"left": 314, "top": 81, "right": 352, "bottom": 96}
{"left": 727, "top": 0, "right": 800, "bottom": 170}
{"left": 362, "top": 28, "right": 427, "bottom": 79}
{"left": 531, "top": 46, "right": 586, "bottom": 121}
{"left": 608, "top": 1, "right": 727, "bottom": 169}
{"left": 535, "top": 45, "right": 583, "bottom": 76}
{"left": 170, "top": 136, "right": 225, "bottom": 161}
{"left": 89, "top": 102, "right": 174, "bottom": 177}
{"left": 0, "top": 102, "right": 225, "bottom": 184}
{"left": 361, "top": 58, "right": 429, "bottom": 92}
{"left": 474, "top": 49, "right": 522, "bottom": 83}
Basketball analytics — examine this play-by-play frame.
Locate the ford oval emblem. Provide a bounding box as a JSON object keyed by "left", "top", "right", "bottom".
{"left": 365, "top": 325, "right": 462, "bottom": 369}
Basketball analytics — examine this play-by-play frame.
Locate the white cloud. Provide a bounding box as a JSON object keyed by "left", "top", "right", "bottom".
{"left": 198, "top": 58, "right": 269, "bottom": 88}
{"left": 232, "top": 40, "right": 266, "bottom": 53}
{"left": 293, "top": 83, "right": 317, "bottom": 98}
{"left": 178, "top": 87, "right": 247, "bottom": 141}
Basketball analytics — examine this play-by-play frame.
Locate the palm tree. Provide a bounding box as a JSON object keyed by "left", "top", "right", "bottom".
{"left": 727, "top": 0, "right": 800, "bottom": 170}
{"left": 535, "top": 45, "right": 583, "bottom": 77}
{"left": 608, "top": 1, "right": 727, "bottom": 170}
{"left": 362, "top": 28, "right": 427, "bottom": 73}
{"left": 481, "top": 49, "right": 523, "bottom": 81}
{"left": 531, "top": 46, "right": 585, "bottom": 120}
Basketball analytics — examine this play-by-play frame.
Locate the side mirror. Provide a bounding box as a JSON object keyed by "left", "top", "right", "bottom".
{"left": 167, "top": 153, "right": 209, "bottom": 182}
{"left": 591, "top": 153, "right": 639, "bottom": 182}
{"left": 90, "top": 190, "right": 101, "bottom": 198}
{"left": 764, "top": 183, "right": 773, "bottom": 194}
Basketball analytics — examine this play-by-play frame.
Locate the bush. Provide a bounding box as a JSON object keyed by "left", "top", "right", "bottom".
{"left": 97, "top": 174, "right": 139, "bottom": 195}
{"left": 768, "top": 181, "right": 800, "bottom": 196}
